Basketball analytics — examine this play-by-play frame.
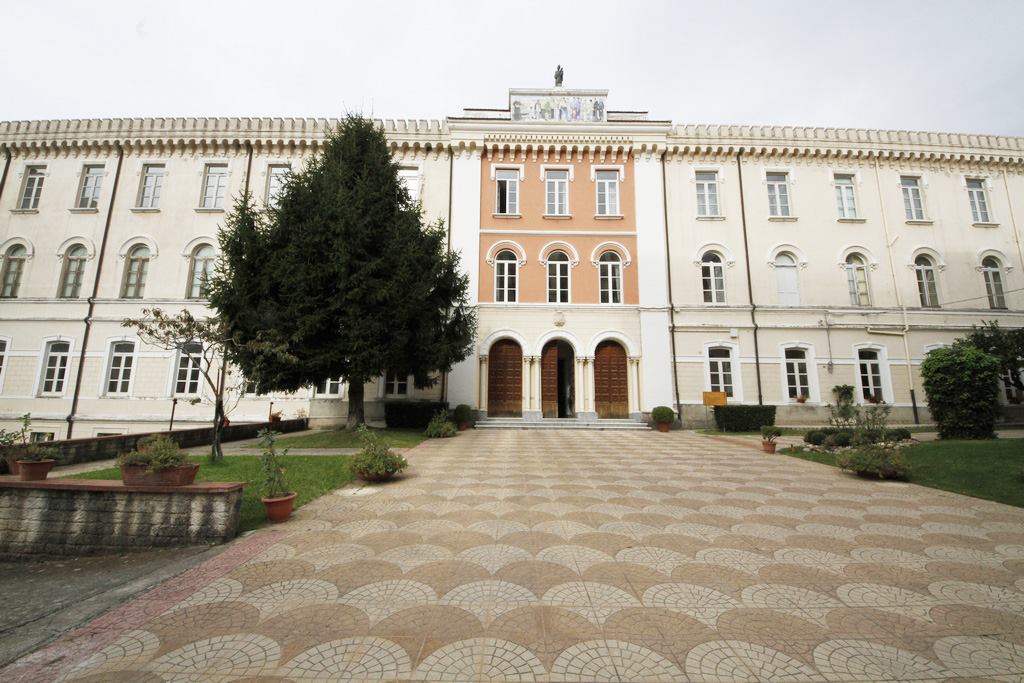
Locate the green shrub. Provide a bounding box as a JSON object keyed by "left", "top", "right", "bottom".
{"left": 888, "top": 428, "right": 912, "bottom": 441}
{"left": 116, "top": 434, "right": 189, "bottom": 470}
{"left": 823, "top": 432, "right": 852, "bottom": 449}
{"left": 651, "top": 406, "right": 675, "bottom": 424}
{"left": 713, "top": 405, "right": 776, "bottom": 432}
{"left": 384, "top": 400, "right": 449, "bottom": 429}
{"left": 452, "top": 404, "right": 474, "bottom": 424}
{"left": 761, "top": 425, "right": 782, "bottom": 442}
{"left": 804, "top": 430, "right": 827, "bottom": 446}
{"left": 424, "top": 411, "right": 457, "bottom": 438}
{"left": 350, "top": 425, "right": 408, "bottom": 480}
{"left": 851, "top": 429, "right": 882, "bottom": 447}
{"left": 838, "top": 446, "right": 909, "bottom": 480}
{"left": 921, "top": 343, "right": 1001, "bottom": 439}
{"left": 258, "top": 429, "right": 292, "bottom": 498}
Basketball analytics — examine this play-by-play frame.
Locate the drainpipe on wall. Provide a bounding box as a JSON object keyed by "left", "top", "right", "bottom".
{"left": 735, "top": 151, "right": 764, "bottom": 405}
{"left": 440, "top": 146, "right": 455, "bottom": 404}
{"left": 67, "top": 142, "right": 125, "bottom": 438}
{"left": 659, "top": 151, "right": 682, "bottom": 415}
{"left": 0, "top": 147, "right": 11, "bottom": 203}
{"left": 243, "top": 141, "right": 253, "bottom": 195}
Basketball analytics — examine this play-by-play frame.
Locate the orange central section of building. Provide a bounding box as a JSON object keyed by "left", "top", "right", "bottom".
{"left": 477, "top": 149, "right": 639, "bottom": 305}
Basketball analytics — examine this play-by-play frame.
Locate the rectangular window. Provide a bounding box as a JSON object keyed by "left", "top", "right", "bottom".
{"left": 708, "top": 348, "right": 734, "bottom": 397}
{"left": 77, "top": 165, "right": 104, "bottom": 208}
{"left": 200, "top": 164, "right": 228, "bottom": 209}
{"left": 834, "top": 174, "right": 857, "bottom": 218}
{"left": 175, "top": 343, "right": 202, "bottom": 395}
{"left": 784, "top": 348, "right": 810, "bottom": 399}
{"left": 695, "top": 171, "right": 719, "bottom": 216}
{"left": 30, "top": 432, "right": 55, "bottom": 443}
{"left": 495, "top": 169, "right": 519, "bottom": 215}
{"left": 138, "top": 164, "right": 165, "bottom": 208}
{"left": 857, "top": 349, "right": 883, "bottom": 402}
{"left": 0, "top": 340, "right": 7, "bottom": 381}
{"left": 316, "top": 377, "right": 344, "bottom": 396}
{"left": 766, "top": 172, "right": 790, "bottom": 217}
{"left": 266, "top": 164, "right": 289, "bottom": 207}
{"left": 966, "top": 178, "right": 990, "bottom": 223}
{"left": 106, "top": 342, "right": 135, "bottom": 394}
{"left": 595, "top": 170, "right": 619, "bottom": 216}
{"left": 385, "top": 372, "right": 408, "bottom": 396}
{"left": 901, "top": 176, "right": 925, "bottom": 220}
{"left": 545, "top": 170, "right": 569, "bottom": 215}
{"left": 41, "top": 341, "right": 71, "bottom": 395}
{"left": 398, "top": 168, "right": 420, "bottom": 203}
{"left": 20, "top": 166, "right": 46, "bottom": 209}
{"left": 599, "top": 256, "right": 623, "bottom": 304}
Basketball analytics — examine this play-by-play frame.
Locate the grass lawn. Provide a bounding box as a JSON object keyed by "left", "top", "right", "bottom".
{"left": 66, "top": 454, "right": 353, "bottom": 532}
{"left": 700, "top": 425, "right": 940, "bottom": 437}
{"left": 254, "top": 427, "right": 426, "bottom": 449}
{"left": 782, "top": 439, "right": 1024, "bottom": 508}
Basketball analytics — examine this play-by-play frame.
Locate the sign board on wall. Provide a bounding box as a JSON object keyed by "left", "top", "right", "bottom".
{"left": 508, "top": 89, "right": 608, "bottom": 123}
{"left": 702, "top": 391, "right": 727, "bottom": 407}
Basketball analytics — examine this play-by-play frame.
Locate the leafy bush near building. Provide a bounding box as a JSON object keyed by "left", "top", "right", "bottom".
{"left": 384, "top": 401, "right": 449, "bottom": 429}
{"left": 651, "top": 406, "right": 675, "bottom": 424}
{"left": 116, "top": 434, "right": 189, "bottom": 471}
{"left": 823, "top": 431, "right": 853, "bottom": 449}
{"left": 424, "top": 411, "right": 458, "bottom": 438}
{"left": 349, "top": 425, "right": 408, "bottom": 480}
{"left": 804, "top": 430, "right": 827, "bottom": 446}
{"left": 452, "top": 404, "right": 474, "bottom": 425}
{"left": 838, "top": 445, "right": 909, "bottom": 480}
{"left": 712, "top": 405, "right": 776, "bottom": 432}
{"left": 921, "top": 343, "right": 1001, "bottom": 439}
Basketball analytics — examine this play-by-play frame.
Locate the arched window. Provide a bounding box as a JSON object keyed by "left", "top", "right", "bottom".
{"left": 599, "top": 251, "right": 622, "bottom": 304}
{"left": 914, "top": 255, "right": 939, "bottom": 308}
{"left": 774, "top": 252, "right": 800, "bottom": 306}
{"left": 40, "top": 341, "right": 71, "bottom": 395}
{"left": 187, "top": 244, "right": 215, "bottom": 299}
{"left": 547, "top": 251, "right": 569, "bottom": 303}
{"left": 784, "top": 348, "right": 810, "bottom": 399}
{"left": 701, "top": 252, "right": 725, "bottom": 304}
{"left": 707, "top": 347, "right": 734, "bottom": 397}
{"left": 59, "top": 245, "right": 88, "bottom": 298}
{"left": 1, "top": 245, "right": 27, "bottom": 298}
{"left": 494, "top": 250, "right": 517, "bottom": 303}
{"left": 844, "top": 253, "right": 870, "bottom": 306}
{"left": 981, "top": 256, "right": 1006, "bottom": 309}
{"left": 121, "top": 245, "right": 150, "bottom": 299}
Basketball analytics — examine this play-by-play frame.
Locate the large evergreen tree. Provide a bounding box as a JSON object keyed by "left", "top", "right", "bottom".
{"left": 209, "top": 116, "right": 475, "bottom": 426}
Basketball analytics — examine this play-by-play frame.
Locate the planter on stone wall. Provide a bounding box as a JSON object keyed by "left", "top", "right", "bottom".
{"left": 17, "top": 459, "right": 56, "bottom": 481}
{"left": 261, "top": 492, "right": 296, "bottom": 522}
{"left": 120, "top": 463, "right": 200, "bottom": 487}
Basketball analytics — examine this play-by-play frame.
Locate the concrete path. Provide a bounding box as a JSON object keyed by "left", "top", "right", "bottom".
{"left": 5, "top": 429, "right": 1024, "bottom": 681}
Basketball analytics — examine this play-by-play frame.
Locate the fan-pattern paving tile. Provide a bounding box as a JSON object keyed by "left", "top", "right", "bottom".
{"left": 8, "top": 428, "right": 1024, "bottom": 682}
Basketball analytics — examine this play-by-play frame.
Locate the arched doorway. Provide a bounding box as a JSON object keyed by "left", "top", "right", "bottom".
{"left": 541, "top": 340, "right": 575, "bottom": 418}
{"left": 594, "top": 340, "right": 628, "bottom": 419}
{"left": 488, "top": 339, "right": 522, "bottom": 417}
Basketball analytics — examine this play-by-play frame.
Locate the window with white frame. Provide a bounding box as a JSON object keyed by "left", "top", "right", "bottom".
{"left": 175, "top": 342, "right": 203, "bottom": 395}
{"left": 701, "top": 252, "right": 726, "bottom": 304}
{"left": 106, "top": 341, "right": 135, "bottom": 395}
{"left": 547, "top": 251, "right": 570, "bottom": 303}
{"left": 784, "top": 348, "right": 810, "bottom": 399}
{"left": 59, "top": 244, "right": 88, "bottom": 298}
{"left": 1000, "top": 370, "right": 1022, "bottom": 404}
{"left": 1, "top": 245, "right": 27, "bottom": 298}
{"left": 914, "top": 255, "right": 939, "bottom": 308}
{"left": 316, "top": 377, "right": 344, "bottom": 396}
{"left": 981, "top": 256, "right": 1006, "bottom": 309}
{"left": 599, "top": 251, "right": 623, "bottom": 304}
{"left": 0, "top": 339, "right": 7, "bottom": 381}
{"left": 187, "top": 244, "right": 215, "bottom": 299}
{"left": 398, "top": 168, "right": 420, "bottom": 203}
{"left": 121, "top": 245, "right": 150, "bottom": 299}
{"left": 30, "top": 432, "right": 55, "bottom": 442}
{"left": 845, "top": 253, "right": 870, "bottom": 306}
{"left": 494, "top": 250, "right": 518, "bottom": 303}
{"left": 766, "top": 172, "right": 790, "bottom": 217}
{"left": 19, "top": 166, "right": 46, "bottom": 209}
{"left": 77, "top": 165, "right": 104, "bottom": 208}
{"left": 40, "top": 341, "right": 71, "bottom": 395}
{"left": 266, "top": 164, "right": 289, "bottom": 207}
{"left": 708, "top": 347, "right": 734, "bottom": 397}
{"left": 900, "top": 176, "right": 925, "bottom": 220}
{"left": 774, "top": 252, "right": 800, "bottom": 306}
{"left": 495, "top": 169, "right": 519, "bottom": 214}
{"left": 595, "top": 170, "right": 619, "bottom": 216}
{"left": 545, "top": 170, "right": 569, "bottom": 215}
{"left": 966, "top": 178, "right": 990, "bottom": 223}
{"left": 138, "top": 164, "right": 165, "bottom": 208}
{"left": 200, "top": 164, "right": 228, "bottom": 209}
{"left": 857, "top": 348, "right": 884, "bottom": 402}
{"left": 695, "top": 171, "right": 719, "bottom": 216}
{"left": 384, "top": 372, "right": 408, "bottom": 396}
{"left": 834, "top": 174, "right": 857, "bottom": 218}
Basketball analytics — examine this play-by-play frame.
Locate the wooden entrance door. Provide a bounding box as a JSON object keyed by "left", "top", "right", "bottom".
{"left": 488, "top": 340, "right": 522, "bottom": 417}
{"left": 594, "top": 340, "right": 628, "bottom": 419}
{"left": 541, "top": 342, "right": 558, "bottom": 418}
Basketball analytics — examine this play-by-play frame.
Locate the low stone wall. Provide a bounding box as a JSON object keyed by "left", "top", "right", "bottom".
{"left": 0, "top": 478, "right": 244, "bottom": 558}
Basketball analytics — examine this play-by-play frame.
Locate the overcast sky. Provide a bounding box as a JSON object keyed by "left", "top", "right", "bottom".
{"left": 3, "top": 0, "right": 1023, "bottom": 136}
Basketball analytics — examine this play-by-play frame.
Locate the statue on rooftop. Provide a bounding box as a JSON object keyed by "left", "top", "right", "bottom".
{"left": 554, "top": 65, "right": 563, "bottom": 87}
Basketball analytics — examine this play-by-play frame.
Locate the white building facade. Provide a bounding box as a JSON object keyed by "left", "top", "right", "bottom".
{"left": 1, "top": 85, "right": 1022, "bottom": 438}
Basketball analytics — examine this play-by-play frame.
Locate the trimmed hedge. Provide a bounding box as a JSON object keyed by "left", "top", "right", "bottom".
{"left": 384, "top": 401, "right": 449, "bottom": 429}
{"left": 921, "top": 343, "right": 1000, "bottom": 439}
{"left": 713, "top": 405, "right": 776, "bottom": 432}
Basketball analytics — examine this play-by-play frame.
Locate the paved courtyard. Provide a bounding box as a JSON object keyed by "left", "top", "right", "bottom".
{"left": 6, "top": 429, "right": 1024, "bottom": 682}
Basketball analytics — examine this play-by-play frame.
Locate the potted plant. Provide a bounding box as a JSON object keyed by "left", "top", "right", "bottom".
{"left": 453, "top": 404, "right": 474, "bottom": 431}
{"left": 1, "top": 422, "right": 21, "bottom": 476}
{"left": 795, "top": 394, "right": 808, "bottom": 404}
{"left": 651, "top": 406, "right": 674, "bottom": 433}
{"left": 761, "top": 425, "right": 782, "bottom": 453}
{"left": 117, "top": 434, "right": 199, "bottom": 486}
{"left": 269, "top": 411, "right": 283, "bottom": 424}
{"left": 258, "top": 429, "right": 296, "bottom": 522}
{"left": 16, "top": 443, "right": 59, "bottom": 481}
{"left": 350, "top": 425, "right": 408, "bottom": 482}
{"left": 425, "top": 411, "right": 457, "bottom": 438}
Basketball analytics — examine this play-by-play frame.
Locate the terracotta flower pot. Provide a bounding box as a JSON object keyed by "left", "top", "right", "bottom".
{"left": 17, "top": 459, "right": 56, "bottom": 481}
{"left": 6, "top": 459, "right": 20, "bottom": 476}
{"left": 655, "top": 422, "right": 671, "bottom": 433}
{"left": 120, "top": 463, "right": 199, "bottom": 486}
{"left": 762, "top": 441, "right": 777, "bottom": 454}
{"left": 457, "top": 421, "right": 470, "bottom": 431}
{"left": 795, "top": 396, "right": 808, "bottom": 404}
{"left": 262, "top": 492, "right": 296, "bottom": 523}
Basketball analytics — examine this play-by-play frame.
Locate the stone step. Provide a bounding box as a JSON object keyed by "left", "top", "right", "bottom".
{"left": 476, "top": 418, "right": 650, "bottom": 431}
